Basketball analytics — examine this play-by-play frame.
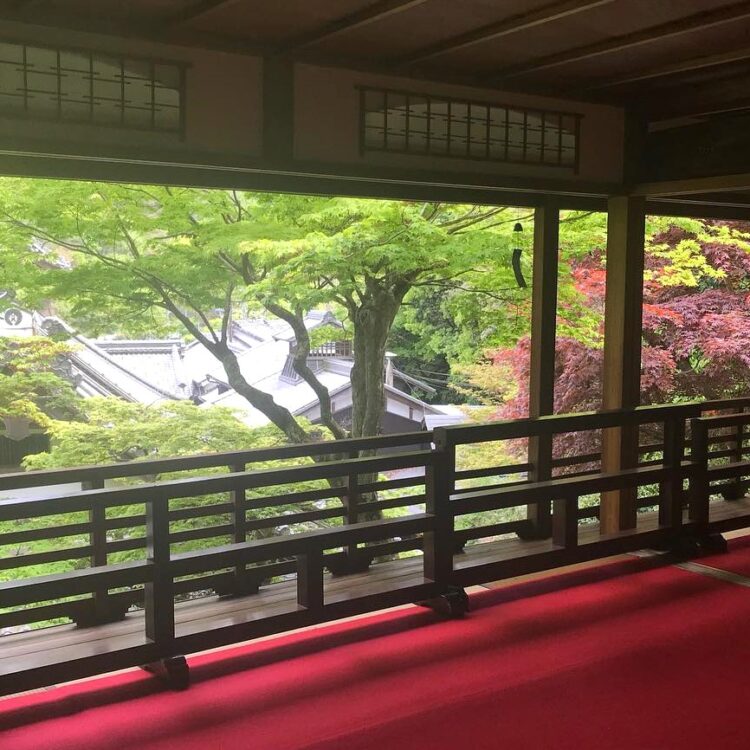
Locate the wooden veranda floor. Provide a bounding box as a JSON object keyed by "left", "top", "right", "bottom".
{"left": 3, "top": 498, "right": 750, "bottom": 696}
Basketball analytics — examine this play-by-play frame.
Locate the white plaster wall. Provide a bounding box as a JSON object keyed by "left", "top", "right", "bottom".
{"left": 0, "top": 22, "right": 263, "bottom": 159}
{"left": 294, "top": 64, "right": 625, "bottom": 184}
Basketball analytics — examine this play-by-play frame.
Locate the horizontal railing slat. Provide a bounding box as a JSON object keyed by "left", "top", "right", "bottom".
{"left": 454, "top": 520, "right": 528, "bottom": 544}
{"left": 170, "top": 514, "right": 435, "bottom": 577}
{"left": 169, "top": 503, "right": 233, "bottom": 521}
{"left": 0, "top": 560, "right": 152, "bottom": 607}
{"left": 706, "top": 460, "right": 750, "bottom": 481}
{"left": 244, "top": 507, "right": 344, "bottom": 532}
{"left": 0, "top": 544, "right": 93, "bottom": 570}
{"left": 0, "top": 431, "right": 432, "bottom": 492}
{"left": 0, "top": 450, "right": 434, "bottom": 521}
{"left": 357, "top": 476, "right": 425, "bottom": 494}
{"left": 245, "top": 486, "right": 345, "bottom": 511}
{"left": 106, "top": 514, "right": 147, "bottom": 529}
{"left": 451, "top": 464, "right": 694, "bottom": 515}
{"left": 696, "top": 413, "right": 750, "bottom": 429}
{"left": 169, "top": 524, "right": 235, "bottom": 544}
{"left": 440, "top": 397, "right": 750, "bottom": 446}
{"left": 106, "top": 537, "right": 146, "bottom": 553}
{"left": 358, "top": 494, "right": 427, "bottom": 514}
{"left": 0, "top": 521, "right": 91, "bottom": 546}
{"left": 454, "top": 462, "right": 530, "bottom": 480}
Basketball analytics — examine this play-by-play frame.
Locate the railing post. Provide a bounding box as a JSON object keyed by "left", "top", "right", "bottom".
{"left": 724, "top": 407, "right": 746, "bottom": 500}
{"left": 689, "top": 418, "right": 710, "bottom": 527}
{"left": 659, "top": 416, "right": 685, "bottom": 530}
{"left": 423, "top": 428, "right": 454, "bottom": 585}
{"left": 229, "top": 462, "right": 249, "bottom": 593}
{"left": 145, "top": 495, "right": 175, "bottom": 647}
{"left": 527, "top": 432, "right": 553, "bottom": 537}
{"left": 552, "top": 494, "right": 578, "bottom": 549}
{"left": 84, "top": 478, "right": 109, "bottom": 621}
{"left": 345, "top": 451, "right": 360, "bottom": 563}
{"left": 297, "top": 548, "right": 324, "bottom": 612}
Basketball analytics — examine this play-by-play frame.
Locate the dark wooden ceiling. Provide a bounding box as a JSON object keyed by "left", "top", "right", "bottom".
{"left": 4, "top": 0, "right": 750, "bottom": 127}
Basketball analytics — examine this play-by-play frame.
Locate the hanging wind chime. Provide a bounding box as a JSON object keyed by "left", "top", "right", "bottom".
{"left": 511, "top": 221, "right": 527, "bottom": 288}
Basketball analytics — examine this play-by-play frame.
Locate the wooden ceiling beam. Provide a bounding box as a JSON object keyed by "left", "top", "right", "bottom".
{"left": 490, "top": 1, "right": 750, "bottom": 82}
{"left": 281, "top": 0, "right": 430, "bottom": 53}
{"left": 12, "top": 0, "right": 45, "bottom": 9}
{"left": 161, "top": 0, "right": 237, "bottom": 29}
{"left": 0, "top": 5, "right": 272, "bottom": 55}
{"left": 633, "top": 173, "right": 750, "bottom": 198}
{"left": 587, "top": 45, "right": 750, "bottom": 91}
{"left": 395, "top": 0, "right": 614, "bottom": 67}
{"left": 650, "top": 99, "right": 750, "bottom": 125}
{"left": 643, "top": 67, "right": 750, "bottom": 121}
{"left": 646, "top": 199, "right": 750, "bottom": 221}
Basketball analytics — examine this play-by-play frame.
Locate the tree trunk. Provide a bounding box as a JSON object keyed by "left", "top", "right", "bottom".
{"left": 348, "top": 290, "right": 403, "bottom": 525}
{"left": 350, "top": 290, "right": 400, "bottom": 439}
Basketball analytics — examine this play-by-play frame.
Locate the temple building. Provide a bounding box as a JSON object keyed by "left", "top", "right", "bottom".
{"left": 0, "top": 304, "right": 453, "bottom": 434}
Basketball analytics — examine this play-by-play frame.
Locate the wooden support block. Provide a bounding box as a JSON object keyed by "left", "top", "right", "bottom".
{"left": 325, "top": 550, "right": 374, "bottom": 576}
{"left": 72, "top": 597, "right": 131, "bottom": 628}
{"left": 142, "top": 655, "right": 190, "bottom": 691}
{"left": 296, "top": 549, "right": 324, "bottom": 611}
{"left": 552, "top": 495, "right": 578, "bottom": 549}
{"left": 416, "top": 586, "right": 469, "bottom": 618}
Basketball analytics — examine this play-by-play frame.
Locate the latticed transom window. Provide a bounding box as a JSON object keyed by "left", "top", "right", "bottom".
{"left": 0, "top": 41, "right": 184, "bottom": 134}
{"left": 360, "top": 86, "right": 580, "bottom": 170}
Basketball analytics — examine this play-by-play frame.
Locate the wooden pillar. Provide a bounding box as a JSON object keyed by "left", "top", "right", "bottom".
{"left": 600, "top": 195, "right": 646, "bottom": 534}
{"left": 424, "top": 428, "right": 454, "bottom": 584}
{"left": 229, "top": 462, "right": 248, "bottom": 591}
{"left": 144, "top": 497, "right": 174, "bottom": 646}
{"left": 526, "top": 200, "right": 559, "bottom": 537}
{"left": 84, "top": 479, "right": 108, "bottom": 620}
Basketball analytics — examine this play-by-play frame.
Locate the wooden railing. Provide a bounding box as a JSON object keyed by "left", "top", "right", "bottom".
{"left": 0, "top": 431, "right": 433, "bottom": 629}
{"left": 1, "top": 397, "right": 749, "bottom": 693}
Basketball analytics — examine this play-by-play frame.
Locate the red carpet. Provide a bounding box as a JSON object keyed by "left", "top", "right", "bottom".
{"left": 697, "top": 534, "right": 750, "bottom": 577}
{"left": 2, "top": 556, "right": 750, "bottom": 749}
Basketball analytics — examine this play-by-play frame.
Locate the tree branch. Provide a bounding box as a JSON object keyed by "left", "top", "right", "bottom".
{"left": 220, "top": 284, "right": 234, "bottom": 345}
{"left": 264, "top": 300, "right": 348, "bottom": 440}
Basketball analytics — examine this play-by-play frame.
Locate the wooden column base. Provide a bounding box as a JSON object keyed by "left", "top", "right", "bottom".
{"left": 516, "top": 518, "right": 550, "bottom": 541}
{"left": 325, "top": 550, "right": 374, "bottom": 576}
{"left": 720, "top": 483, "right": 747, "bottom": 501}
{"left": 416, "top": 586, "right": 469, "bottom": 618}
{"left": 657, "top": 532, "right": 728, "bottom": 559}
{"left": 72, "top": 597, "right": 131, "bottom": 628}
{"left": 214, "top": 573, "right": 262, "bottom": 598}
{"left": 141, "top": 655, "right": 190, "bottom": 690}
